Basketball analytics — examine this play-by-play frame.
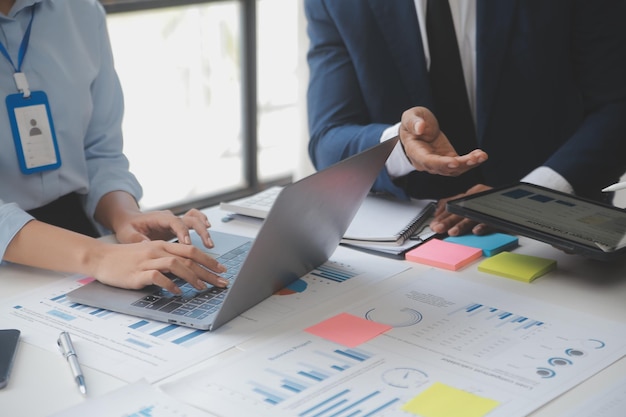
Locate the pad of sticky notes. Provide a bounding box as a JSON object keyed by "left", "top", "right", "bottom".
{"left": 402, "top": 382, "right": 499, "bottom": 417}
{"left": 304, "top": 312, "right": 392, "bottom": 348}
{"left": 478, "top": 251, "right": 556, "bottom": 283}
{"left": 405, "top": 239, "right": 483, "bottom": 271}
{"left": 444, "top": 233, "right": 519, "bottom": 257}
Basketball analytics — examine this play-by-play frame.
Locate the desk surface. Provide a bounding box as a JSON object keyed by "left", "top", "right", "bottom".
{"left": 2, "top": 206, "right": 626, "bottom": 416}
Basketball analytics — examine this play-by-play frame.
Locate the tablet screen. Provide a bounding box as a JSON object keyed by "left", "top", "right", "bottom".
{"left": 447, "top": 183, "right": 626, "bottom": 254}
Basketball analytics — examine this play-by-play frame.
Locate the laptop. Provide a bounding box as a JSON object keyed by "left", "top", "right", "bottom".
{"left": 67, "top": 137, "right": 399, "bottom": 330}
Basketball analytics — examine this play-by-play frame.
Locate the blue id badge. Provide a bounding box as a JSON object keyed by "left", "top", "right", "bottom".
{"left": 6, "top": 91, "right": 61, "bottom": 174}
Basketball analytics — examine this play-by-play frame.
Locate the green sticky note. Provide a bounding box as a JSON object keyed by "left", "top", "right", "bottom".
{"left": 478, "top": 251, "right": 556, "bottom": 283}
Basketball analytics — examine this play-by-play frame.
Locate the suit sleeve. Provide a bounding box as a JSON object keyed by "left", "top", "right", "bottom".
{"left": 543, "top": 0, "right": 626, "bottom": 200}
{"left": 304, "top": 0, "right": 407, "bottom": 198}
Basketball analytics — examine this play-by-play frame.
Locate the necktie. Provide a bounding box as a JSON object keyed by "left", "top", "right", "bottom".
{"left": 426, "top": 0, "right": 477, "bottom": 153}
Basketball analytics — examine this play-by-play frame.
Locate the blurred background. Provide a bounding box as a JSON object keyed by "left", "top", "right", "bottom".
{"left": 102, "top": 0, "right": 313, "bottom": 212}
{"left": 101, "top": 0, "right": 626, "bottom": 211}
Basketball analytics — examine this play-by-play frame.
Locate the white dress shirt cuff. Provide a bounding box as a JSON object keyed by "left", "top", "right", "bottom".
{"left": 381, "top": 123, "right": 573, "bottom": 195}
{"left": 521, "top": 167, "right": 574, "bottom": 194}
{"left": 382, "top": 123, "right": 416, "bottom": 178}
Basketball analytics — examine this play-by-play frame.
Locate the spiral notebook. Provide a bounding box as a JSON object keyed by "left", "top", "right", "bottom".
{"left": 220, "top": 187, "right": 437, "bottom": 258}
{"left": 340, "top": 194, "right": 436, "bottom": 247}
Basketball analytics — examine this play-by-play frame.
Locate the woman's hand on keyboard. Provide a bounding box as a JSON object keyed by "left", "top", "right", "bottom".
{"left": 114, "top": 208, "right": 215, "bottom": 249}
{"left": 96, "top": 191, "right": 215, "bottom": 249}
{"left": 4, "top": 219, "right": 227, "bottom": 294}
{"left": 91, "top": 240, "right": 229, "bottom": 294}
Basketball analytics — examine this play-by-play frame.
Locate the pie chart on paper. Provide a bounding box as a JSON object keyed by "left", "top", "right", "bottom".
{"left": 364, "top": 307, "right": 423, "bottom": 327}
{"left": 276, "top": 279, "right": 308, "bottom": 295}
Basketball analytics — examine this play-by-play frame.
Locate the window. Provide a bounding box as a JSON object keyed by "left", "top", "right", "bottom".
{"left": 102, "top": 0, "right": 303, "bottom": 212}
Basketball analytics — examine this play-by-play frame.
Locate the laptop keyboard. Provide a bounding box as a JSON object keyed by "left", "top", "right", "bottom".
{"left": 131, "top": 241, "right": 252, "bottom": 320}
{"left": 219, "top": 186, "right": 282, "bottom": 219}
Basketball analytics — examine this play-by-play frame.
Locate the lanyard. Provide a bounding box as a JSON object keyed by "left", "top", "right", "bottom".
{"left": 0, "top": 7, "right": 35, "bottom": 97}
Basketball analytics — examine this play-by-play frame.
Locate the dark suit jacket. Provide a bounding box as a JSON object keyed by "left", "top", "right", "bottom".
{"left": 305, "top": 0, "right": 626, "bottom": 202}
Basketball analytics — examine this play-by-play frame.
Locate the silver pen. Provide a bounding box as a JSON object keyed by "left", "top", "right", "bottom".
{"left": 57, "top": 331, "right": 87, "bottom": 395}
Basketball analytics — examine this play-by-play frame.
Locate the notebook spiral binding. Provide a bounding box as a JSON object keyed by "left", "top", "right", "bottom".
{"left": 397, "top": 202, "right": 436, "bottom": 244}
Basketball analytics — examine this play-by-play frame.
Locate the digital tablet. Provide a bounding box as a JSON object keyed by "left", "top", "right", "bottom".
{"left": 446, "top": 182, "right": 626, "bottom": 261}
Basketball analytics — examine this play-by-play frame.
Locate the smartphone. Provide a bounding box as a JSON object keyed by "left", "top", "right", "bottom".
{"left": 0, "top": 329, "right": 21, "bottom": 389}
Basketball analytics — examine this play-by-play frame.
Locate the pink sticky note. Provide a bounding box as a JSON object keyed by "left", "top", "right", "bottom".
{"left": 405, "top": 238, "right": 483, "bottom": 271}
{"left": 77, "top": 276, "right": 96, "bottom": 285}
{"left": 304, "top": 312, "right": 392, "bottom": 348}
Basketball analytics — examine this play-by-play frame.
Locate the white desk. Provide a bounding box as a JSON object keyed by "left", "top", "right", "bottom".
{"left": 2, "top": 205, "right": 626, "bottom": 416}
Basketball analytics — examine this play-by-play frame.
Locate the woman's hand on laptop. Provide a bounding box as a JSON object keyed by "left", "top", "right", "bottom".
{"left": 96, "top": 191, "right": 215, "bottom": 249}
{"left": 430, "top": 184, "right": 495, "bottom": 236}
{"left": 93, "top": 240, "right": 229, "bottom": 294}
{"left": 4, "top": 219, "right": 227, "bottom": 294}
{"left": 114, "top": 208, "right": 216, "bottom": 249}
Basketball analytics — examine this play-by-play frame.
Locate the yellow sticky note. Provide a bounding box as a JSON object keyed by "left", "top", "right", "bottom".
{"left": 402, "top": 382, "right": 499, "bottom": 417}
{"left": 478, "top": 251, "right": 556, "bottom": 283}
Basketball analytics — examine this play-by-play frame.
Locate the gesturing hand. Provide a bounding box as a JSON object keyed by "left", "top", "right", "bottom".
{"left": 399, "top": 106, "right": 488, "bottom": 176}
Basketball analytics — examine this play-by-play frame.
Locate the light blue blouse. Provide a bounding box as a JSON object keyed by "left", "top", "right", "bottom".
{"left": 0, "top": 0, "right": 143, "bottom": 258}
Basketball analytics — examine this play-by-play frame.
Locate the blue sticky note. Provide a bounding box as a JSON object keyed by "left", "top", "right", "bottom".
{"left": 444, "top": 233, "right": 519, "bottom": 257}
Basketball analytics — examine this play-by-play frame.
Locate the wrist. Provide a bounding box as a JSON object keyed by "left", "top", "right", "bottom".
{"left": 76, "top": 238, "right": 109, "bottom": 277}
{"left": 95, "top": 191, "right": 141, "bottom": 233}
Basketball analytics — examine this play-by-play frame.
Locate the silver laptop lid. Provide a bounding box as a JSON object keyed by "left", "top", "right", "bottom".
{"left": 211, "top": 137, "right": 399, "bottom": 329}
{"left": 67, "top": 137, "right": 399, "bottom": 330}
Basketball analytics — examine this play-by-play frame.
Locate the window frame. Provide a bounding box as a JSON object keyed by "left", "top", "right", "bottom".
{"left": 101, "top": 0, "right": 291, "bottom": 214}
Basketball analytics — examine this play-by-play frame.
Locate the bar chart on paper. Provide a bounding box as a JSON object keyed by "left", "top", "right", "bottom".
{"left": 292, "top": 386, "right": 402, "bottom": 417}
{"left": 450, "top": 303, "right": 545, "bottom": 331}
{"left": 415, "top": 301, "right": 551, "bottom": 358}
{"left": 310, "top": 262, "right": 361, "bottom": 283}
{"left": 276, "top": 262, "right": 361, "bottom": 296}
{"left": 127, "top": 405, "right": 158, "bottom": 417}
{"left": 345, "top": 271, "right": 619, "bottom": 393}
{"left": 128, "top": 320, "right": 207, "bottom": 347}
{"left": 121, "top": 403, "right": 200, "bottom": 417}
{"left": 48, "top": 380, "right": 211, "bottom": 417}
{"left": 160, "top": 270, "right": 626, "bottom": 417}
{"left": 3, "top": 277, "right": 254, "bottom": 382}
{"left": 165, "top": 334, "right": 429, "bottom": 417}
{"left": 45, "top": 289, "right": 209, "bottom": 348}
{"left": 2, "top": 251, "right": 406, "bottom": 385}
{"left": 249, "top": 345, "right": 375, "bottom": 405}
{"left": 48, "top": 292, "right": 117, "bottom": 320}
